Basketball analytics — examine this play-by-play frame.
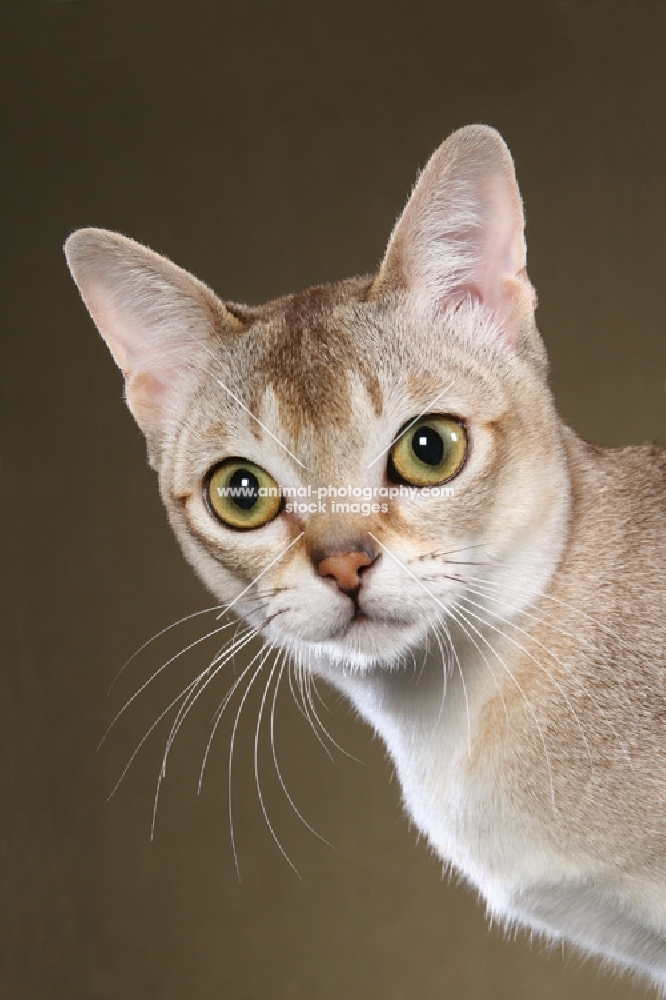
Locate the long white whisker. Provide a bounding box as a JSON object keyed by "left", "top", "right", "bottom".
{"left": 459, "top": 584, "right": 635, "bottom": 765}
{"left": 107, "top": 596, "right": 267, "bottom": 694}
{"left": 162, "top": 627, "right": 257, "bottom": 769}
{"left": 462, "top": 578, "right": 632, "bottom": 666}
{"left": 99, "top": 618, "right": 245, "bottom": 751}
{"left": 464, "top": 573, "right": 638, "bottom": 657}
{"left": 228, "top": 653, "right": 270, "bottom": 880}
{"left": 151, "top": 627, "right": 259, "bottom": 840}
{"left": 270, "top": 654, "right": 334, "bottom": 847}
{"left": 293, "top": 653, "right": 334, "bottom": 762}
{"left": 107, "top": 672, "right": 203, "bottom": 801}
{"left": 309, "top": 676, "right": 331, "bottom": 713}
{"left": 416, "top": 624, "right": 430, "bottom": 683}
{"left": 458, "top": 596, "right": 593, "bottom": 767}
{"left": 288, "top": 657, "right": 311, "bottom": 722}
{"left": 253, "top": 648, "right": 302, "bottom": 876}
{"left": 450, "top": 601, "right": 557, "bottom": 814}
{"left": 198, "top": 638, "right": 270, "bottom": 793}
{"left": 461, "top": 576, "right": 642, "bottom": 731}
{"left": 421, "top": 610, "right": 450, "bottom": 730}
{"left": 302, "top": 647, "right": 362, "bottom": 764}
{"left": 432, "top": 606, "right": 510, "bottom": 732}
{"left": 450, "top": 623, "right": 472, "bottom": 755}
{"left": 367, "top": 533, "right": 473, "bottom": 753}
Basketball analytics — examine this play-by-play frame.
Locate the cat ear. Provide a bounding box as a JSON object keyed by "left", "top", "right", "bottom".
{"left": 65, "top": 229, "right": 240, "bottom": 452}
{"left": 373, "top": 124, "right": 535, "bottom": 344}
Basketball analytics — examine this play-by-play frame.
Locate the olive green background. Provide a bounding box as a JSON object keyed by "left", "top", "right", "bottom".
{"left": 3, "top": 2, "right": 665, "bottom": 998}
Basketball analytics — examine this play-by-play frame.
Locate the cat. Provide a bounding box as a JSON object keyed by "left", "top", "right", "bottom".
{"left": 65, "top": 124, "right": 666, "bottom": 992}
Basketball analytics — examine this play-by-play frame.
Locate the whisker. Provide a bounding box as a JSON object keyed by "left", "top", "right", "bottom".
{"left": 254, "top": 647, "right": 302, "bottom": 877}
{"left": 198, "top": 637, "right": 271, "bottom": 793}
{"left": 301, "top": 655, "right": 363, "bottom": 764}
{"left": 106, "top": 619, "right": 256, "bottom": 799}
{"left": 411, "top": 542, "right": 488, "bottom": 563}
{"left": 416, "top": 625, "right": 430, "bottom": 682}
{"left": 449, "top": 600, "right": 557, "bottom": 813}
{"left": 228, "top": 650, "right": 271, "bottom": 880}
{"left": 292, "top": 654, "right": 334, "bottom": 762}
{"left": 460, "top": 581, "right": 638, "bottom": 758}
{"left": 107, "top": 596, "right": 268, "bottom": 694}
{"left": 107, "top": 671, "right": 204, "bottom": 801}
{"left": 421, "top": 609, "right": 450, "bottom": 729}
{"left": 463, "top": 580, "right": 599, "bottom": 652}
{"left": 458, "top": 592, "right": 633, "bottom": 767}
{"left": 169, "top": 605, "right": 287, "bottom": 779}
{"left": 455, "top": 595, "right": 594, "bottom": 769}
{"left": 449, "top": 614, "right": 472, "bottom": 755}
{"left": 464, "top": 573, "right": 638, "bottom": 658}
{"left": 270, "top": 653, "right": 334, "bottom": 847}
{"left": 309, "top": 677, "right": 331, "bottom": 713}
{"left": 421, "top": 570, "right": 639, "bottom": 757}
{"left": 161, "top": 626, "right": 258, "bottom": 772}
{"left": 431, "top": 606, "right": 510, "bottom": 732}
{"left": 288, "top": 661, "right": 311, "bottom": 723}
{"left": 151, "top": 627, "right": 260, "bottom": 839}
{"left": 98, "top": 618, "right": 248, "bottom": 751}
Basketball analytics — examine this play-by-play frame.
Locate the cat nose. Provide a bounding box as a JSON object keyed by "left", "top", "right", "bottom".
{"left": 317, "top": 548, "right": 378, "bottom": 594}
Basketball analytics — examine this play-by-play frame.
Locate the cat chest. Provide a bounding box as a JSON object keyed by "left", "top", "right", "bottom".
{"left": 389, "top": 728, "right": 579, "bottom": 913}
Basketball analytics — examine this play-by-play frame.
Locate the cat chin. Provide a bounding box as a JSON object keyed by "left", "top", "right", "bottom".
{"left": 282, "top": 619, "right": 427, "bottom": 675}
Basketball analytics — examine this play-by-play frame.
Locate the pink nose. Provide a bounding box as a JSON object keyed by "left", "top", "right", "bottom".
{"left": 317, "top": 550, "right": 373, "bottom": 593}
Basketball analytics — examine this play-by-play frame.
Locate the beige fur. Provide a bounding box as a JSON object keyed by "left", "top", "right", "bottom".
{"left": 65, "top": 125, "right": 666, "bottom": 991}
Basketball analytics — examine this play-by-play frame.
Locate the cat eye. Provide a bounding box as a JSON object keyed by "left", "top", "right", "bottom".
{"left": 204, "top": 458, "right": 282, "bottom": 530}
{"left": 388, "top": 415, "right": 467, "bottom": 487}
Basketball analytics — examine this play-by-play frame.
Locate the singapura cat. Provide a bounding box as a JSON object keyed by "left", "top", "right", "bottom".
{"left": 65, "top": 124, "right": 666, "bottom": 991}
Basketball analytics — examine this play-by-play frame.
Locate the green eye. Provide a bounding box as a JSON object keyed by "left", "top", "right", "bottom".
{"left": 389, "top": 415, "right": 467, "bottom": 487}
{"left": 205, "top": 458, "right": 282, "bottom": 530}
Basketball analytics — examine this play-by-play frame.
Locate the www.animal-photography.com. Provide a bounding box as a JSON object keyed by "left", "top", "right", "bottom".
{"left": 3, "top": 3, "right": 665, "bottom": 999}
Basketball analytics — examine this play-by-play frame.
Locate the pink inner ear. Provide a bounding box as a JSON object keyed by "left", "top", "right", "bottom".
{"left": 443, "top": 172, "right": 529, "bottom": 337}
{"left": 444, "top": 273, "right": 532, "bottom": 348}
{"left": 377, "top": 126, "right": 535, "bottom": 347}
{"left": 480, "top": 173, "right": 528, "bottom": 307}
{"left": 76, "top": 269, "right": 213, "bottom": 436}
{"left": 80, "top": 269, "right": 213, "bottom": 423}
{"left": 126, "top": 370, "right": 170, "bottom": 425}
{"left": 444, "top": 283, "right": 484, "bottom": 310}
{"left": 65, "top": 227, "right": 225, "bottom": 443}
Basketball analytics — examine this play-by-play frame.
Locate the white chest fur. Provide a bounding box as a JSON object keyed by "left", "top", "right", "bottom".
{"left": 324, "top": 645, "right": 666, "bottom": 989}
{"left": 332, "top": 643, "right": 563, "bottom": 899}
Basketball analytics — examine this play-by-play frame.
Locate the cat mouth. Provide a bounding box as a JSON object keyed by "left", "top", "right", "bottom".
{"left": 327, "top": 610, "right": 368, "bottom": 638}
{"left": 304, "top": 607, "right": 423, "bottom": 669}
{"left": 336, "top": 608, "right": 413, "bottom": 636}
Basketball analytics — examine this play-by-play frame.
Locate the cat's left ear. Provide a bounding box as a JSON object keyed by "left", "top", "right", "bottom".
{"left": 373, "top": 124, "right": 536, "bottom": 345}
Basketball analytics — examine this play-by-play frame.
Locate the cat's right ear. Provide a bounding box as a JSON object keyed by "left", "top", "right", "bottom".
{"left": 372, "top": 124, "right": 536, "bottom": 346}
{"left": 64, "top": 229, "right": 242, "bottom": 461}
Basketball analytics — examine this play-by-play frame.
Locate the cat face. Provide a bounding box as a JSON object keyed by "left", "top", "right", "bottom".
{"left": 65, "top": 125, "right": 570, "bottom": 673}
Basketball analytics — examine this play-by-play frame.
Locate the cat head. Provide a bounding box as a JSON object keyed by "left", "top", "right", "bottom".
{"left": 65, "top": 124, "right": 568, "bottom": 672}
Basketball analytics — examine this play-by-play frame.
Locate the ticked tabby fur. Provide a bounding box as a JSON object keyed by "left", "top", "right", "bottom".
{"left": 65, "top": 125, "right": 666, "bottom": 991}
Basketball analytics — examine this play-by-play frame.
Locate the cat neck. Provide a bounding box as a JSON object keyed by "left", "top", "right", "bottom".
{"left": 314, "top": 426, "right": 664, "bottom": 843}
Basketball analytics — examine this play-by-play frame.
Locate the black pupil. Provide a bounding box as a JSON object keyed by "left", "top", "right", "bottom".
{"left": 411, "top": 425, "right": 444, "bottom": 466}
{"left": 228, "top": 468, "right": 260, "bottom": 510}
